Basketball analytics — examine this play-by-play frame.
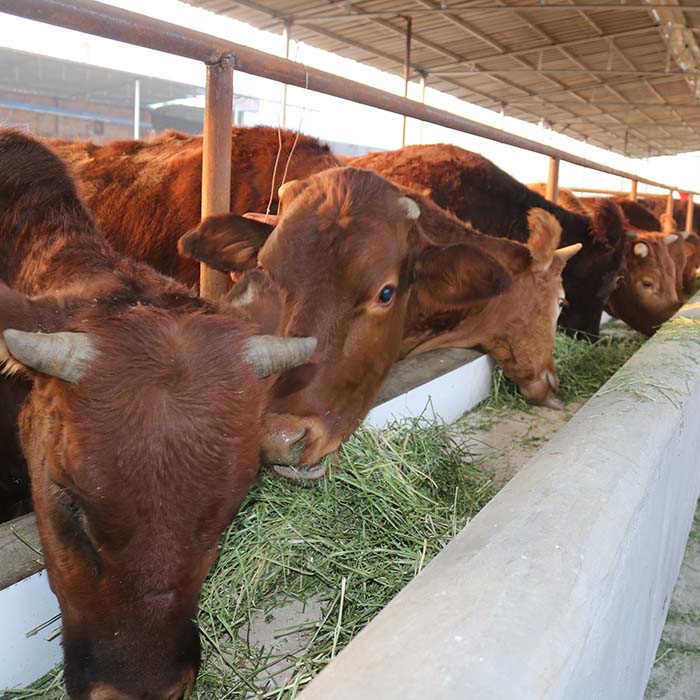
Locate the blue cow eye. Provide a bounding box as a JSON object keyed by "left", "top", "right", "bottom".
{"left": 378, "top": 285, "right": 395, "bottom": 304}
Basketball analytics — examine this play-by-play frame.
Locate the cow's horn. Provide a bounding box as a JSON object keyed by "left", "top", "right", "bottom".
{"left": 625, "top": 230, "right": 639, "bottom": 241}
{"left": 634, "top": 242, "right": 649, "bottom": 258}
{"left": 244, "top": 335, "right": 317, "bottom": 379}
{"left": 681, "top": 230, "right": 692, "bottom": 240}
{"left": 553, "top": 243, "right": 582, "bottom": 263}
{"left": 398, "top": 196, "right": 421, "bottom": 221}
{"left": 2, "top": 329, "right": 95, "bottom": 384}
{"left": 663, "top": 233, "right": 679, "bottom": 245}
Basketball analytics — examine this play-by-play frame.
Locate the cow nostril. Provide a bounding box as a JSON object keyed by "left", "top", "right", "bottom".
{"left": 261, "top": 427, "right": 307, "bottom": 465}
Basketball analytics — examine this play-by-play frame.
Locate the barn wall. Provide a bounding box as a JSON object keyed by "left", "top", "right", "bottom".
{"left": 297, "top": 294, "right": 700, "bottom": 700}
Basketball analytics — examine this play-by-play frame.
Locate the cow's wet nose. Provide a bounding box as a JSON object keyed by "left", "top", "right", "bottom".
{"left": 261, "top": 426, "right": 307, "bottom": 465}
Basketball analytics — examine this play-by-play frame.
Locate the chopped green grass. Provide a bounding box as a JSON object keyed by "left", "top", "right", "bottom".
{"left": 483, "top": 330, "right": 645, "bottom": 411}
{"left": 5, "top": 419, "right": 494, "bottom": 700}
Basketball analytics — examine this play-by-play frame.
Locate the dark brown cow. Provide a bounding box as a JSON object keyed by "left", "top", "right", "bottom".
{"left": 0, "top": 128, "right": 314, "bottom": 699}
{"left": 50, "top": 127, "right": 340, "bottom": 286}
{"left": 538, "top": 188, "right": 681, "bottom": 335}
{"left": 399, "top": 193, "right": 581, "bottom": 407}
{"left": 180, "top": 167, "right": 513, "bottom": 475}
{"left": 351, "top": 144, "right": 627, "bottom": 339}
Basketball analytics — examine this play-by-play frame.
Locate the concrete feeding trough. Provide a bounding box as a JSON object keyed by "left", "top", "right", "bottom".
{"left": 0, "top": 346, "right": 495, "bottom": 691}
{"left": 297, "top": 296, "right": 700, "bottom": 700}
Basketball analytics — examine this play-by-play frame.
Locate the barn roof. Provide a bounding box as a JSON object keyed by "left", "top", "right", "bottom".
{"left": 184, "top": 0, "right": 700, "bottom": 158}
{"left": 0, "top": 46, "right": 203, "bottom": 108}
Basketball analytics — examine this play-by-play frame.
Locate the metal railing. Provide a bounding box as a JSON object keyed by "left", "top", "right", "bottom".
{"left": 0, "top": 0, "right": 696, "bottom": 274}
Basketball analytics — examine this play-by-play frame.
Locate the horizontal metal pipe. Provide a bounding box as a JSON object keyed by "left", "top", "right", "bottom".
{"left": 0, "top": 0, "right": 695, "bottom": 194}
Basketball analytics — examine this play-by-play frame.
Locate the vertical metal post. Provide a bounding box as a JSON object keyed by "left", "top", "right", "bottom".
{"left": 418, "top": 72, "right": 426, "bottom": 144}
{"left": 401, "top": 16, "right": 412, "bottom": 146}
{"left": 200, "top": 58, "right": 234, "bottom": 300}
{"left": 664, "top": 191, "right": 675, "bottom": 233}
{"left": 281, "top": 21, "right": 291, "bottom": 129}
{"left": 685, "top": 194, "right": 695, "bottom": 233}
{"left": 133, "top": 78, "right": 140, "bottom": 140}
{"left": 546, "top": 157, "right": 560, "bottom": 203}
{"left": 629, "top": 179, "right": 638, "bottom": 201}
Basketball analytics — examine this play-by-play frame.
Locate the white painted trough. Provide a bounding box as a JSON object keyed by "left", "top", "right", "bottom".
{"left": 0, "top": 347, "right": 495, "bottom": 691}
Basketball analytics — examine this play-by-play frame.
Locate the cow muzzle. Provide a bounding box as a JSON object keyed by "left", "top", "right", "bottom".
{"left": 262, "top": 413, "right": 332, "bottom": 479}
{"left": 519, "top": 369, "right": 563, "bottom": 409}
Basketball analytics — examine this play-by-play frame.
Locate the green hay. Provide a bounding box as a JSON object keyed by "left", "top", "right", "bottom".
{"left": 4, "top": 420, "right": 494, "bottom": 700}
{"left": 483, "top": 330, "right": 645, "bottom": 411}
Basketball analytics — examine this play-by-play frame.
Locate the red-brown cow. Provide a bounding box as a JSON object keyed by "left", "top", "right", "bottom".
{"left": 537, "top": 188, "right": 682, "bottom": 336}
{"left": 615, "top": 198, "right": 700, "bottom": 297}
{"left": 182, "top": 173, "right": 580, "bottom": 433}
{"left": 50, "top": 127, "right": 340, "bottom": 286}
{"left": 179, "top": 167, "right": 513, "bottom": 476}
{"left": 398, "top": 192, "right": 581, "bottom": 407}
{"left": 351, "top": 144, "right": 627, "bottom": 339}
{"left": 0, "top": 128, "right": 314, "bottom": 698}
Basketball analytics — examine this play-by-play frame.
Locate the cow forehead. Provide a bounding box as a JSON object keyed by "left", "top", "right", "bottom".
{"left": 55, "top": 308, "right": 260, "bottom": 499}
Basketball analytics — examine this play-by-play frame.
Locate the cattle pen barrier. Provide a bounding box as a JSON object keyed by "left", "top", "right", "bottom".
{"left": 1, "top": 0, "right": 700, "bottom": 697}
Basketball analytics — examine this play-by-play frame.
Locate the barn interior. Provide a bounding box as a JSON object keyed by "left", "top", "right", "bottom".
{"left": 0, "top": 2, "right": 699, "bottom": 699}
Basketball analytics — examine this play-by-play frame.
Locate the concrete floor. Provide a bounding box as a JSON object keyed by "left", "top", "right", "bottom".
{"left": 645, "top": 501, "right": 700, "bottom": 700}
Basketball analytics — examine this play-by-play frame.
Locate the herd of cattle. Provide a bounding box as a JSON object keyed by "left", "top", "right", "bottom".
{"left": 0, "top": 125, "right": 695, "bottom": 699}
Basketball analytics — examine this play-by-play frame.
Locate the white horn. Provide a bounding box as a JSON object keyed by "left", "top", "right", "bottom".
{"left": 244, "top": 335, "right": 317, "bottom": 379}
{"left": 634, "top": 242, "right": 649, "bottom": 258}
{"left": 398, "top": 196, "right": 420, "bottom": 221}
{"left": 553, "top": 243, "right": 583, "bottom": 263}
{"left": 663, "top": 233, "right": 679, "bottom": 245}
{"left": 681, "top": 230, "right": 692, "bottom": 240}
{"left": 3, "top": 329, "right": 95, "bottom": 384}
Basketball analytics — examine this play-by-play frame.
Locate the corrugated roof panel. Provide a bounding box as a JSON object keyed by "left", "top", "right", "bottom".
{"left": 184, "top": 0, "right": 700, "bottom": 155}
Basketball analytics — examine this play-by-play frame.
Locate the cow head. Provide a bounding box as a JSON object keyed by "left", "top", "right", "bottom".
{"left": 606, "top": 229, "right": 682, "bottom": 336}
{"left": 179, "top": 167, "right": 510, "bottom": 477}
{"left": 0, "top": 285, "right": 314, "bottom": 700}
{"left": 557, "top": 198, "right": 627, "bottom": 339}
{"left": 403, "top": 208, "right": 580, "bottom": 408}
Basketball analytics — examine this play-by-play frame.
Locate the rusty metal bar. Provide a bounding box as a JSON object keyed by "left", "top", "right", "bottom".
{"left": 664, "top": 191, "right": 676, "bottom": 233}
{"left": 546, "top": 157, "right": 560, "bottom": 204}
{"left": 1, "top": 0, "right": 696, "bottom": 195}
{"left": 630, "top": 180, "right": 638, "bottom": 202}
{"left": 200, "top": 58, "right": 233, "bottom": 300}
{"left": 686, "top": 195, "right": 695, "bottom": 233}
{"left": 401, "top": 16, "right": 412, "bottom": 147}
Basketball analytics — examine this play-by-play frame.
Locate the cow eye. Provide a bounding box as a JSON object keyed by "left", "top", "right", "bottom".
{"left": 378, "top": 285, "right": 395, "bottom": 304}
{"left": 558, "top": 298, "right": 567, "bottom": 309}
{"left": 641, "top": 279, "right": 654, "bottom": 289}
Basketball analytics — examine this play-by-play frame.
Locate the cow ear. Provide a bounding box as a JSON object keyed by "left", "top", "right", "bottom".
{"left": 527, "top": 208, "right": 563, "bottom": 271}
{"left": 221, "top": 269, "right": 284, "bottom": 335}
{"left": 589, "top": 199, "right": 625, "bottom": 249}
{"left": 178, "top": 213, "right": 274, "bottom": 273}
{"left": 413, "top": 244, "right": 512, "bottom": 307}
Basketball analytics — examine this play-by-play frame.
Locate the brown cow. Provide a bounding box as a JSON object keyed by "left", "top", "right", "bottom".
{"left": 0, "top": 128, "right": 314, "bottom": 698}
{"left": 616, "top": 198, "right": 700, "bottom": 298}
{"left": 50, "top": 126, "right": 340, "bottom": 286}
{"left": 351, "top": 144, "right": 627, "bottom": 339}
{"left": 182, "top": 173, "right": 580, "bottom": 422}
{"left": 399, "top": 192, "right": 581, "bottom": 407}
{"left": 179, "top": 167, "right": 513, "bottom": 476}
{"left": 535, "top": 187, "right": 682, "bottom": 335}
